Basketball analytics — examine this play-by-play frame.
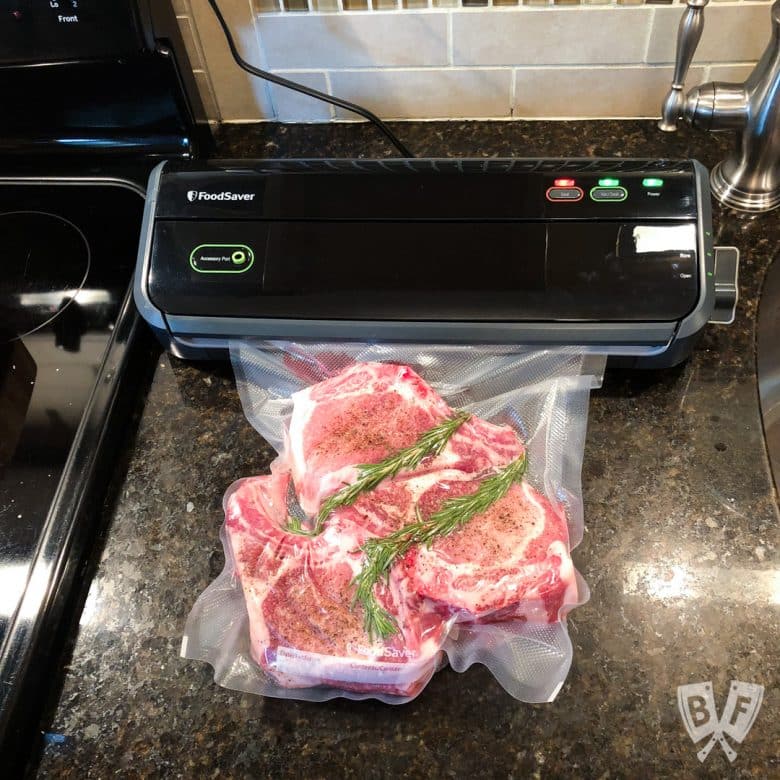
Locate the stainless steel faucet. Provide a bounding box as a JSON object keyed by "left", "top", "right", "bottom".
{"left": 659, "top": 0, "right": 780, "bottom": 212}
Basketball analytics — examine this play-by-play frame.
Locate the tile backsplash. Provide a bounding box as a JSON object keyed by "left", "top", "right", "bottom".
{"left": 178, "top": 0, "right": 769, "bottom": 122}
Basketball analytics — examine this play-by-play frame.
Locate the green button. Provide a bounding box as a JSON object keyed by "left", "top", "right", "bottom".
{"left": 190, "top": 244, "right": 254, "bottom": 274}
{"left": 589, "top": 186, "right": 627, "bottom": 202}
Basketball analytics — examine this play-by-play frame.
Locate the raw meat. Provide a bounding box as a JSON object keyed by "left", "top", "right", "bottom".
{"left": 401, "top": 480, "right": 578, "bottom": 623}
{"left": 344, "top": 468, "right": 490, "bottom": 536}
{"left": 226, "top": 361, "right": 577, "bottom": 696}
{"left": 288, "top": 362, "right": 450, "bottom": 514}
{"left": 342, "top": 469, "right": 578, "bottom": 623}
{"left": 225, "top": 471, "right": 448, "bottom": 696}
{"left": 288, "top": 361, "right": 522, "bottom": 515}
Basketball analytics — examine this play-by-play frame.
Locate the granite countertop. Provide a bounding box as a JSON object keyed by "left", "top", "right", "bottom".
{"left": 34, "top": 121, "right": 779, "bottom": 777}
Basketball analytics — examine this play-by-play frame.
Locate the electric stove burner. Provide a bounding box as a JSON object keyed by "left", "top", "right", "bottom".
{"left": 0, "top": 211, "right": 91, "bottom": 344}
{"left": 0, "top": 180, "right": 144, "bottom": 718}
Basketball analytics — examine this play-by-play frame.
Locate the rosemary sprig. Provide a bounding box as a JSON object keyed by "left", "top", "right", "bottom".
{"left": 283, "top": 515, "right": 312, "bottom": 536}
{"left": 285, "top": 410, "right": 471, "bottom": 536}
{"left": 351, "top": 453, "right": 528, "bottom": 640}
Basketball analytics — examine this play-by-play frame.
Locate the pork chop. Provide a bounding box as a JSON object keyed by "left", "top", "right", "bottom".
{"left": 225, "top": 470, "right": 448, "bottom": 696}
{"left": 288, "top": 362, "right": 522, "bottom": 515}
{"left": 401, "top": 480, "right": 578, "bottom": 623}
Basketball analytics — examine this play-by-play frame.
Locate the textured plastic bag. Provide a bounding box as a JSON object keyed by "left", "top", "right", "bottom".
{"left": 182, "top": 342, "right": 604, "bottom": 704}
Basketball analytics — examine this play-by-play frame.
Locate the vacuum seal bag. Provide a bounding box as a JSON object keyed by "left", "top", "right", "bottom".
{"left": 182, "top": 343, "right": 604, "bottom": 704}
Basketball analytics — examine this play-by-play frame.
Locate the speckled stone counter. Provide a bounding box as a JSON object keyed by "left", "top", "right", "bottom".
{"left": 34, "top": 121, "right": 779, "bottom": 778}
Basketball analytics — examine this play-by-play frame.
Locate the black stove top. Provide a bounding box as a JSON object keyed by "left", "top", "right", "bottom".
{"left": 0, "top": 0, "right": 208, "bottom": 764}
{"left": 0, "top": 178, "right": 147, "bottom": 752}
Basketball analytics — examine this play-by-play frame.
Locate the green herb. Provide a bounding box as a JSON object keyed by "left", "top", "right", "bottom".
{"left": 285, "top": 410, "right": 471, "bottom": 536}
{"left": 351, "top": 453, "right": 528, "bottom": 640}
{"left": 283, "top": 515, "right": 316, "bottom": 537}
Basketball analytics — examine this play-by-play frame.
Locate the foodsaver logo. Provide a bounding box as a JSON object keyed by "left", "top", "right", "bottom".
{"left": 346, "top": 642, "right": 417, "bottom": 659}
{"left": 186, "top": 190, "right": 255, "bottom": 202}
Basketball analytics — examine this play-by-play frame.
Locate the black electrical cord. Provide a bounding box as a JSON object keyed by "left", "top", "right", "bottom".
{"left": 205, "top": 0, "right": 414, "bottom": 158}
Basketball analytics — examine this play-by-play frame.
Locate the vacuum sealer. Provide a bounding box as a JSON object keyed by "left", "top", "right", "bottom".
{"left": 134, "top": 158, "right": 739, "bottom": 366}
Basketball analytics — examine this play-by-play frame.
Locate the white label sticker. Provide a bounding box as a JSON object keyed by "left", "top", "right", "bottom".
{"left": 632, "top": 223, "right": 696, "bottom": 254}
{"left": 274, "top": 646, "right": 429, "bottom": 686}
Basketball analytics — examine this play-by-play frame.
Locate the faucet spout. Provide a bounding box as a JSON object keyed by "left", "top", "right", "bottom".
{"left": 658, "top": 0, "right": 709, "bottom": 132}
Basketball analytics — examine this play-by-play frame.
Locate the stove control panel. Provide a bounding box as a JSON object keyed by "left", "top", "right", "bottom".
{"left": 0, "top": 0, "right": 143, "bottom": 64}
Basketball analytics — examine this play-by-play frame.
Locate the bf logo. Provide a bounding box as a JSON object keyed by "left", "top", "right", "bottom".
{"left": 187, "top": 190, "right": 198, "bottom": 202}
{"left": 677, "top": 681, "right": 764, "bottom": 763}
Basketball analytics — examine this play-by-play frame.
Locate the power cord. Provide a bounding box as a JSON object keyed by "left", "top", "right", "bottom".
{"left": 205, "top": 0, "right": 414, "bottom": 158}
